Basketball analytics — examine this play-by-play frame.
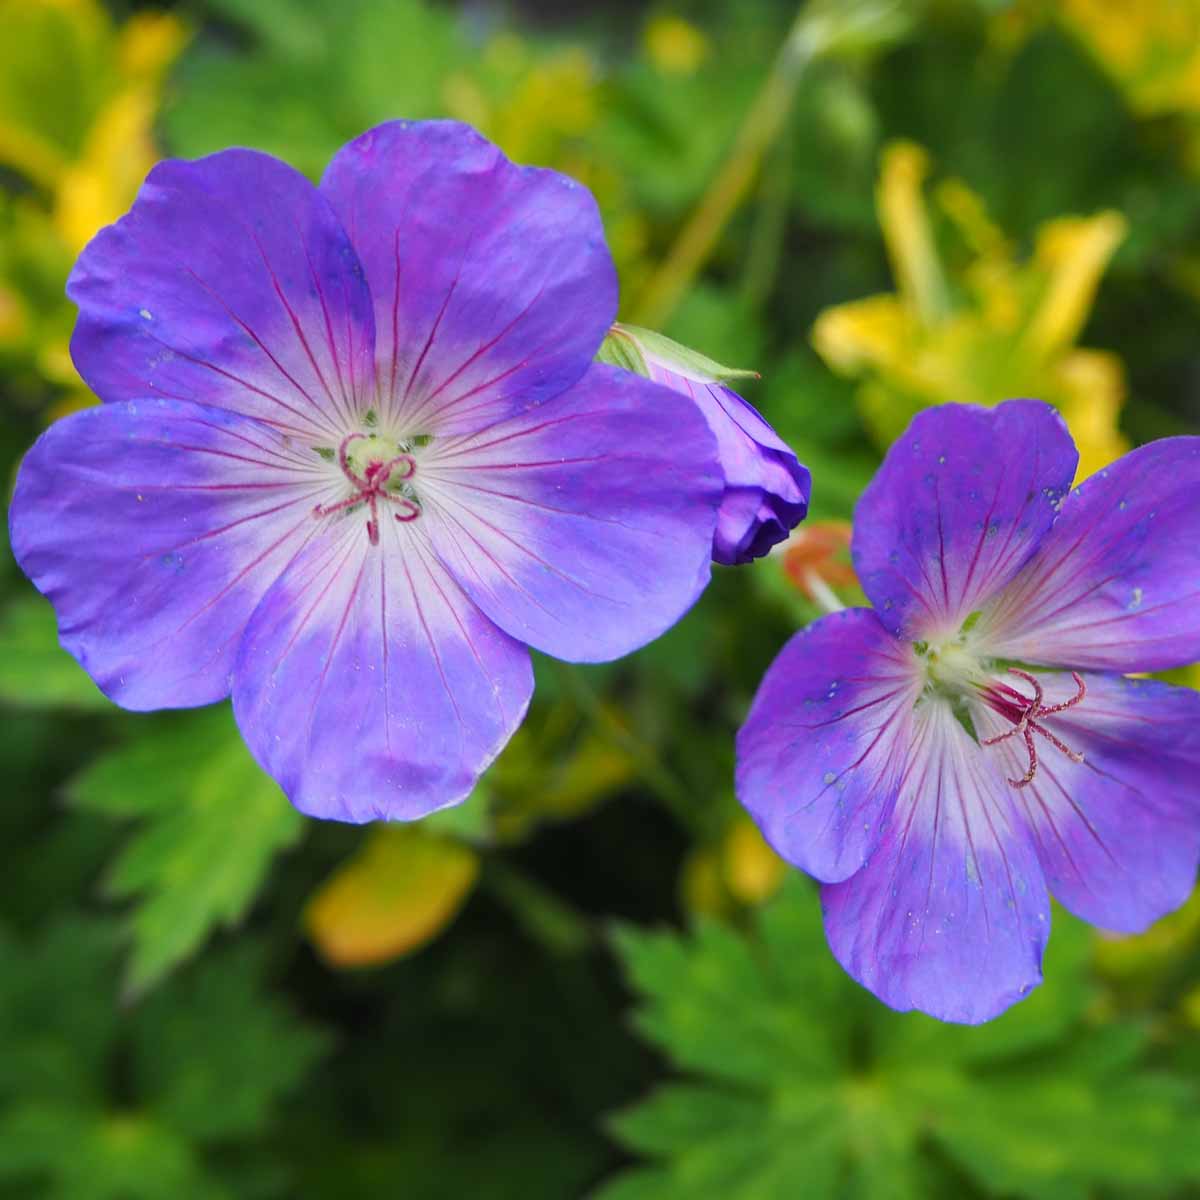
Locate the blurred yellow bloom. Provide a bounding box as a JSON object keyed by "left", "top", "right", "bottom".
{"left": 55, "top": 89, "right": 159, "bottom": 255}
{"left": 643, "top": 14, "right": 710, "bottom": 76}
{"left": 442, "top": 35, "right": 650, "bottom": 290}
{"left": 1054, "top": 0, "right": 1200, "bottom": 117}
{"left": 444, "top": 38, "right": 597, "bottom": 165}
{"left": 0, "top": 285, "right": 28, "bottom": 345}
{"left": 813, "top": 140, "right": 1130, "bottom": 480}
{"left": 305, "top": 826, "right": 479, "bottom": 969}
{"left": 0, "top": 0, "right": 186, "bottom": 407}
{"left": 682, "top": 817, "right": 786, "bottom": 916}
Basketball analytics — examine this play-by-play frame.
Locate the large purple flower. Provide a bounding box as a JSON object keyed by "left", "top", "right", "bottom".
{"left": 602, "top": 324, "right": 810, "bottom": 565}
{"left": 737, "top": 399, "right": 1200, "bottom": 1023}
{"left": 10, "top": 120, "right": 723, "bottom": 822}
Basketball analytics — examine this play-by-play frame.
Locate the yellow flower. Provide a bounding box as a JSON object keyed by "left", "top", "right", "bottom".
{"left": 305, "top": 827, "right": 479, "bottom": 969}
{"left": 1055, "top": 0, "right": 1200, "bottom": 117}
{"left": 681, "top": 817, "right": 786, "bottom": 916}
{"left": 812, "top": 140, "right": 1130, "bottom": 480}
{"left": 441, "top": 34, "right": 650, "bottom": 288}
{"left": 0, "top": 0, "right": 186, "bottom": 402}
{"left": 643, "top": 14, "right": 710, "bottom": 76}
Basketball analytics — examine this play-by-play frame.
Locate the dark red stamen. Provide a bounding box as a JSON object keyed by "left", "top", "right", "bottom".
{"left": 980, "top": 668, "right": 1086, "bottom": 788}
{"left": 314, "top": 433, "right": 419, "bottom": 545}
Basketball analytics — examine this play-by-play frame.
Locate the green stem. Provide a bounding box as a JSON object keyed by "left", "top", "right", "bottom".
{"left": 740, "top": 108, "right": 796, "bottom": 311}
{"left": 630, "top": 3, "right": 816, "bottom": 329}
{"left": 553, "top": 661, "right": 700, "bottom": 834}
{"left": 481, "top": 860, "right": 594, "bottom": 956}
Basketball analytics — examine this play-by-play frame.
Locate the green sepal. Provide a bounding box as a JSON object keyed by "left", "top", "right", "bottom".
{"left": 597, "top": 323, "right": 759, "bottom": 385}
{"left": 596, "top": 326, "right": 650, "bottom": 376}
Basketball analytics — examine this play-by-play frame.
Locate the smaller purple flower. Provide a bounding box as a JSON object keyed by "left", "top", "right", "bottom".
{"left": 9, "top": 121, "right": 724, "bottom": 823}
{"left": 599, "top": 324, "right": 810, "bottom": 565}
{"left": 737, "top": 399, "right": 1200, "bottom": 1023}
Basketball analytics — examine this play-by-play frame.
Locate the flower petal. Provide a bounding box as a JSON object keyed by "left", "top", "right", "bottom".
{"left": 853, "top": 401, "right": 1078, "bottom": 641}
{"left": 232, "top": 520, "right": 532, "bottom": 822}
{"left": 69, "top": 149, "right": 375, "bottom": 442}
{"left": 320, "top": 120, "right": 617, "bottom": 437}
{"left": 646, "top": 365, "right": 810, "bottom": 565}
{"left": 417, "top": 364, "right": 722, "bottom": 662}
{"left": 973, "top": 673, "right": 1200, "bottom": 933}
{"left": 822, "top": 699, "right": 1050, "bottom": 1024}
{"left": 735, "top": 609, "right": 921, "bottom": 882}
{"left": 9, "top": 399, "right": 332, "bottom": 710}
{"left": 972, "top": 438, "right": 1200, "bottom": 671}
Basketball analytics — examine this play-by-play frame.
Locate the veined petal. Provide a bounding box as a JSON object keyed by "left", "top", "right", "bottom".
{"left": 735, "top": 609, "right": 921, "bottom": 882}
{"left": 232, "top": 520, "right": 533, "bottom": 823}
{"left": 972, "top": 438, "right": 1200, "bottom": 671}
{"left": 9, "top": 398, "right": 332, "bottom": 710}
{"left": 646, "top": 363, "right": 810, "bottom": 566}
{"left": 853, "top": 401, "right": 1077, "bottom": 641}
{"left": 973, "top": 672, "right": 1200, "bottom": 933}
{"left": 320, "top": 120, "right": 617, "bottom": 437}
{"left": 69, "top": 149, "right": 375, "bottom": 442}
{"left": 823, "top": 699, "right": 1050, "bottom": 1024}
{"left": 417, "top": 364, "right": 722, "bottom": 663}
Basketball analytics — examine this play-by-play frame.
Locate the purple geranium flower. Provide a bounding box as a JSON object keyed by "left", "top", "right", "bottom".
{"left": 737, "top": 399, "right": 1200, "bottom": 1023}
{"left": 604, "top": 324, "right": 810, "bottom": 565}
{"left": 10, "top": 120, "right": 724, "bottom": 822}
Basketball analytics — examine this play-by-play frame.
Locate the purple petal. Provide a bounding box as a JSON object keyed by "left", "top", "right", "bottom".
{"left": 735, "top": 609, "right": 922, "bottom": 882}
{"left": 232, "top": 521, "right": 533, "bottom": 822}
{"left": 853, "top": 401, "right": 1077, "bottom": 641}
{"left": 417, "top": 364, "right": 722, "bottom": 663}
{"left": 9, "top": 399, "right": 332, "bottom": 710}
{"left": 973, "top": 438, "right": 1200, "bottom": 671}
{"left": 320, "top": 120, "right": 617, "bottom": 437}
{"left": 646, "top": 364, "right": 810, "bottom": 565}
{"left": 823, "top": 699, "right": 1050, "bottom": 1024}
{"left": 974, "top": 672, "right": 1200, "bottom": 933}
{"left": 69, "top": 149, "right": 375, "bottom": 442}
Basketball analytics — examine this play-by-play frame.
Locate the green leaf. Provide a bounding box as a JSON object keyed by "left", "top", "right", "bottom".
{"left": 166, "top": 0, "right": 461, "bottom": 179}
{"left": 0, "top": 594, "right": 110, "bottom": 711}
{"left": 132, "top": 944, "right": 329, "bottom": 1144}
{"left": 0, "top": 918, "right": 122, "bottom": 1107}
{"left": 0, "top": 918, "right": 327, "bottom": 1198}
{"left": 0, "top": 1105, "right": 220, "bottom": 1200}
{"left": 69, "top": 707, "right": 304, "bottom": 992}
{"left": 601, "top": 879, "right": 1200, "bottom": 1199}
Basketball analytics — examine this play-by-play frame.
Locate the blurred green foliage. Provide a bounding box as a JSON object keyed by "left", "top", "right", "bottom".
{"left": 1, "top": 0, "right": 1200, "bottom": 1196}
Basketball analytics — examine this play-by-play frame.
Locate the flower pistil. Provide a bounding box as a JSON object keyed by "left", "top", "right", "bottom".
{"left": 313, "top": 431, "right": 421, "bottom": 546}
{"left": 979, "top": 668, "right": 1086, "bottom": 789}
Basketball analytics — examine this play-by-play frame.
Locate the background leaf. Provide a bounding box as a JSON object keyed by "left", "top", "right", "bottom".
{"left": 69, "top": 707, "right": 303, "bottom": 993}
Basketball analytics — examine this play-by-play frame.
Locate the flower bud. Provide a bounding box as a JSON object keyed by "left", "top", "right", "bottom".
{"left": 598, "top": 323, "right": 810, "bottom": 565}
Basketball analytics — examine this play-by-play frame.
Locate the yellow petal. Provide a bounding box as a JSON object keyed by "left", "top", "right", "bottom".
{"left": 811, "top": 294, "right": 909, "bottom": 375}
{"left": 117, "top": 11, "right": 187, "bottom": 79}
{"left": 305, "top": 827, "right": 479, "bottom": 969}
{"left": 877, "top": 140, "right": 949, "bottom": 324}
{"left": 1058, "top": 0, "right": 1200, "bottom": 115}
{"left": 53, "top": 88, "right": 159, "bottom": 253}
{"left": 1056, "top": 348, "right": 1130, "bottom": 482}
{"left": 1023, "top": 211, "right": 1126, "bottom": 359}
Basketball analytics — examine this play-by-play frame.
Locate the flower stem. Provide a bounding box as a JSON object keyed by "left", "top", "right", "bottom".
{"left": 630, "top": 3, "right": 816, "bottom": 329}
{"left": 553, "top": 661, "right": 701, "bottom": 834}
{"left": 805, "top": 568, "right": 846, "bottom": 615}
